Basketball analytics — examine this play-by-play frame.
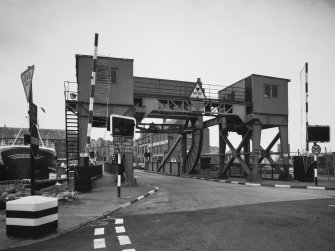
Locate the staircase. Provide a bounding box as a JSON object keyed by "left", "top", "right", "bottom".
{"left": 65, "top": 101, "right": 80, "bottom": 171}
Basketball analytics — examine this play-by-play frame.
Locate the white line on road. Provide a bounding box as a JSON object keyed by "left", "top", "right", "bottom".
{"left": 122, "top": 249, "right": 136, "bottom": 251}
{"left": 94, "top": 238, "right": 106, "bottom": 249}
{"left": 275, "top": 184, "right": 291, "bottom": 188}
{"left": 328, "top": 205, "right": 335, "bottom": 208}
{"left": 307, "top": 186, "right": 325, "bottom": 190}
{"left": 118, "top": 235, "right": 132, "bottom": 245}
{"left": 245, "top": 183, "right": 261, "bottom": 186}
{"left": 115, "top": 218, "right": 124, "bottom": 224}
{"left": 115, "top": 226, "right": 126, "bottom": 233}
{"left": 94, "top": 228, "right": 104, "bottom": 235}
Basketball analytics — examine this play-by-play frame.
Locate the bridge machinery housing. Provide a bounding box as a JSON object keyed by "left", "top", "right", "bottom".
{"left": 64, "top": 54, "right": 291, "bottom": 182}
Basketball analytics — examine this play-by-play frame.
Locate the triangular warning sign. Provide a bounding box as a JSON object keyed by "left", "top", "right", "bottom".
{"left": 190, "top": 82, "right": 206, "bottom": 99}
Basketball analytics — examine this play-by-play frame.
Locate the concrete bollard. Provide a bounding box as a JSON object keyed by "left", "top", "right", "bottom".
{"left": 6, "top": 196, "right": 58, "bottom": 238}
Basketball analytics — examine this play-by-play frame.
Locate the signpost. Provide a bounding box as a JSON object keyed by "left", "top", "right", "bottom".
{"left": 21, "top": 66, "right": 37, "bottom": 195}
{"left": 311, "top": 143, "right": 321, "bottom": 186}
{"left": 110, "top": 115, "right": 136, "bottom": 197}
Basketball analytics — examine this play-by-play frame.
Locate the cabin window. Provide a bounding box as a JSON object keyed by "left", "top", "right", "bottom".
{"left": 96, "top": 66, "right": 118, "bottom": 84}
{"left": 264, "top": 84, "right": 278, "bottom": 98}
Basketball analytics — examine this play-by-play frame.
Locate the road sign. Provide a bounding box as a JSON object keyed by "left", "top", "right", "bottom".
{"left": 110, "top": 114, "right": 136, "bottom": 137}
{"left": 21, "top": 65, "right": 34, "bottom": 102}
{"left": 308, "top": 125, "right": 330, "bottom": 142}
{"left": 190, "top": 81, "right": 206, "bottom": 99}
{"left": 113, "top": 136, "right": 133, "bottom": 154}
{"left": 311, "top": 143, "right": 321, "bottom": 155}
{"left": 191, "top": 100, "right": 205, "bottom": 112}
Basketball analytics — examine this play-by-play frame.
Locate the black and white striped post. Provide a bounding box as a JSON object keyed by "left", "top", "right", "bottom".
{"left": 86, "top": 33, "right": 99, "bottom": 157}
{"left": 314, "top": 154, "right": 318, "bottom": 186}
{"left": 117, "top": 154, "right": 121, "bottom": 197}
{"left": 80, "top": 33, "right": 99, "bottom": 162}
{"left": 305, "top": 62, "right": 309, "bottom": 153}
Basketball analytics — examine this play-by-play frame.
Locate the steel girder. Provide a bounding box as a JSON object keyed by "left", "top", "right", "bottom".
{"left": 219, "top": 130, "right": 252, "bottom": 177}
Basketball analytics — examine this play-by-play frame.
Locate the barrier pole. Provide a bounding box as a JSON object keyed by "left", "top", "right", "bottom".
{"left": 314, "top": 155, "right": 318, "bottom": 186}
{"left": 117, "top": 154, "right": 121, "bottom": 197}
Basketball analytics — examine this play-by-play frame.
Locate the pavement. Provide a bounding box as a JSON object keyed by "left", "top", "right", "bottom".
{"left": 0, "top": 171, "right": 159, "bottom": 250}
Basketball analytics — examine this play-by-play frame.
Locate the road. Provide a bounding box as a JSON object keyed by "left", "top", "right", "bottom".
{"left": 9, "top": 171, "right": 335, "bottom": 250}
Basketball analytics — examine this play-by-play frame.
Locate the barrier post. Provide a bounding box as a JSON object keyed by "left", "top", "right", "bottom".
{"left": 314, "top": 155, "right": 318, "bottom": 186}
{"left": 117, "top": 154, "right": 121, "bottom": 197}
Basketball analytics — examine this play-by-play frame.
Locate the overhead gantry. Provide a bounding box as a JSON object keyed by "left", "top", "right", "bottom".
{"left": 66, "top": 54, "right": 291, "bottom": 182}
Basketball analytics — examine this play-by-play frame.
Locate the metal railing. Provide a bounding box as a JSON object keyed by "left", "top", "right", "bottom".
{"left": 134, "top": 79, "right": 246, "bottom": 102}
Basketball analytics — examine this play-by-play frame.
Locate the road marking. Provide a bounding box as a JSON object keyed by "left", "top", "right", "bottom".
{"left": 94, "top": 228, "right": 104, "bottom": 235}
{"left": 275, "top": 184, "right": 290, "bottom": 188}
{"left": 118, "top": 235, "right": 132, "bottom": 245}
{"left": 115, "top": 218, "right": 124, "bottom": 224}
{"left": 115, "top": 226, "right": 126, "bottom": 233}
{"left": 122, "top": 249, "right": 136, "bottom": 251}
{"left": 307, "top": 186, "right": 325, "bottom": 190}
{"left": 245, "top": 183, "right": 261, "bottom": 186}
{"left": 328, "top": 205, "right": 335, "bottom": 208}
{"left": 94, "top": 238, "right": 106, "bottom": 249}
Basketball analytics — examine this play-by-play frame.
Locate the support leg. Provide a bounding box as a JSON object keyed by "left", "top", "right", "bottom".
{"left": 247, "top": 122, "right": 262, "bottom": 182}
{"left": 219, "top": 128, "right": 227, "bottom": 178}
{"left": 242, "top": 131, "right": 251, "bottom": 177}
{"left": 181, "top": 133, "right": 187, "bottom": 174}
{"left": 279, "top": 125, "right": 292, "bottom": 180}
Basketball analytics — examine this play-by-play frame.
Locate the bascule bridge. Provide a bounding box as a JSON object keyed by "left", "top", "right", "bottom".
{"left": 64, "top": 55, "right": 291, "bottom": 182}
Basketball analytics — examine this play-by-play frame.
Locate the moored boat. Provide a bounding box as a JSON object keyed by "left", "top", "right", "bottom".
{"left": 0, "top": 145, "right": 57, "bottom": 181}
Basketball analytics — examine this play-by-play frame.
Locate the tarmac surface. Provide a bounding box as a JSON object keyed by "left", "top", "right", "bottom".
{"left": 0, "top": 170, "right": 335, "bottom": 250}
{"left": 0, "top": 171, "right": 158, "bottom": 250}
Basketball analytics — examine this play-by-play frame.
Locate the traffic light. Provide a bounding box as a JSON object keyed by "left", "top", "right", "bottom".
{"left": 110, "top": 114, "right": 136, "bottom": 137}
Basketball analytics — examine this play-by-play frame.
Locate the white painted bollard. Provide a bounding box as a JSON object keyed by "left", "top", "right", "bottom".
{"left": 6, "top": 196, "right": 58, "bottom": 238}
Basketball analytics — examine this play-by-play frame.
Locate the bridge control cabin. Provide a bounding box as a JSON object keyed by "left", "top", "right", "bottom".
{"left": 217, "top": 74, "right": 291, "bottom": 181}
{"left": 218, "top": 74, "right": 289, "bottom": 126}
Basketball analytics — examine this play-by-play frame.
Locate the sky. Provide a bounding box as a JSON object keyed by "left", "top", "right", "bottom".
{"left": 0, "top": 0, "right": 335, "bottom": 153}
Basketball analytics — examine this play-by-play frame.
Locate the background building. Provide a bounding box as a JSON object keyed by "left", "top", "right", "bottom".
{"left": 134, "top": 120, "right": 210, "bottom": 164}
